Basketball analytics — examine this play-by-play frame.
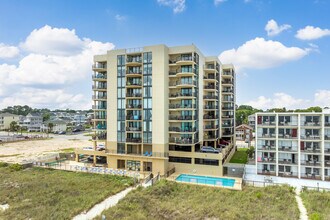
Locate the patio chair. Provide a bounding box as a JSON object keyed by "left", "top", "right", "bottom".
{"left": 144, "top": 151, "right": 149, "bottom": 156}
{"left": 149, "top": 152, "right": 153, "bottom": 157}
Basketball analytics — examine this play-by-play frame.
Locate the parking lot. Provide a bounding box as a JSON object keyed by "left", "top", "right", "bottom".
{"left": 0, "top": 131, "right": 92, "bottom": 164}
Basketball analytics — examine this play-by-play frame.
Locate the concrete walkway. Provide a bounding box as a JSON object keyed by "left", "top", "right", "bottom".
{"left": 72, "top": 180, "right": 153, "bottom": 220}
{"left": 295, "top": 187, "right": 308, "bottom": 220}
{"left": 72, "top": 187, "right": 134, "bottom": 220}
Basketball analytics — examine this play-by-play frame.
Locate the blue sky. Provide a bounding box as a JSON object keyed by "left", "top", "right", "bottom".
{"left": 0, "top": 0, "right": 330, "bottom": 110}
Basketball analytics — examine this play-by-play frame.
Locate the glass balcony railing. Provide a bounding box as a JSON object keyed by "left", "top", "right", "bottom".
{"left": 169, "top": 115, "right": 197, "bottom": 120}
{"left": 169, "top": 104, "right": 196, "bottom": 109}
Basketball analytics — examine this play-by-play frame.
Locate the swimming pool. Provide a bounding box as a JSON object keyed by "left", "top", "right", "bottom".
{"left": 176, "top": 174, "right": 235, "bottom": 187}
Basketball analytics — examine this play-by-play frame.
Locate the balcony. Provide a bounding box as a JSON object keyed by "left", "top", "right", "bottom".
{"left": 204, "top": 64, "right": 215, "bottom": 70}
{"left": 203, "top": 115, "right": 217, "bottom": 120}
{"left": 126, "top": 115, "right": 142, "bottom": 120}
{"left": 278, "top": 134, "right": 297, "bottom": 139}
{"left": 94, "top": 115, "right": 107, "bottom": 120}
{"left": 169, "top": 81, "right": 197, "bottom": 87}
{"left": 300, "top": 148, "right": 321, "bottom": 153}
{"left": 301, "top": 173, "right": 322, "bottom": 180}
{"left": 126, "top": 104, "right": 142, "bottom": 109}
{"left": 92, "top": 105, "right": 107, "bottom": 110}
{"left": 204, "top": 85, "right": 216, "bottom": 90}
{"left": 168, "top": 137, "right": 197, "bottom": 144}
{"left": 222, "top": 115, "right": 234, "bottom": 119}
{"left": 223, "top": 71, "right": 234, "bottom": 77}
{"left": 278, "top": 172, "right": 299, "bottom": 178}
{"left": 300, "top": 160, "right": 322, "bottom": 167}
{"left": 126, "top": 81, "right": 142, "bottom": 87}
{"left": 92, "top": 85, "right": 107, "bottom": 90}
{"left": 108, "top": 149, "right": 169, "bottom": 158}
{"left": 92, "top": 63, "right": 107, "bottom": 71}
{"left": 96, "top": 124, "right": 107, "bottom": 130}
{"left": 126, "top": 138, "right": 142, "bottom": 143}
{"left": 278, "top": 146, "right": 297, "bottom": 152}
{"left": 169, "top": 127, "right": 196, "bottom": 132}
{"left": 325, "top": 122, "right": 330, "bottom": 127}
{"left": 203, "top": 95, "right": 217, "bottom": 100}
{"left": 257, "top": 157, "right": 276, "bottom": 163}
{"left": 126, "top": 70, "right": 142, "bottom": 76}
{"left": 126, "top": 93, "right": 142, "bottom": 98}
{"left": 92, "top": 74, "right": 107, "bottom": 81}
{"left": 92, "top": 95, "right": 107, "bottom": 100}
{"left": 222, "top": 89, "right": 233, "bottom": 93}
{"left": 258, "top": 145, "right": 276, "bottom": 151}
{"left": 325, "top": 161, "right": 330, "bottom": 167}
{"left": 169, "top": 92, "right": 196, "bottom": 99}
{"left": 278, "top": 158, "right": 298, "bottom": 165}
{"left": 325, "top": 135, "right": 330, "bottom": 140}
{"left": 221, "top": 123, "right": 233, "bottom": 128}
{"left": 203, "top": 75, "right": 217, "bottom": 81}
{"left": 222, "top": 106, "right": 234, "bottom": 111}
{"left": 260, "top": 133, "right": 276, "bottom": 138}
{"left": 204, "top": 125, "right": 218, "bottom": 130}
{"left": 302, "top": 121, "right": 321, "bottom": 127}
{"left": 222, "top": 98, "right": 234, "bottom": 102}
{"left": 204, "top": 105, "right": 217, "bottom": 110}
{"left": 169, "top": 104, "right": 196, "bottom": 109}
{"left": 278, "top": 121, "right": 298, "bottom": 126}
{"left": 126, "top": 57, "right": 142, "bottom": 65}
{"left": 300, "top": 135, "right": 321, "bottom": 140}
{"left": 222, "top": 80, "right": 234, "bottom": 85}
{"left": 169, "top": 115, "right": 196, "bottom": 121}
{"left": 260, "top": 121, "right": 276, "bottom": 126}
{"left": 204, "top": 135, "right": 217, "bottom": 140}
{"left": 126, "top": 127, "right": 142, "bottom": 132}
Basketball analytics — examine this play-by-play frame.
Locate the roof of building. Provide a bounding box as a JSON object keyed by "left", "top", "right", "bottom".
{"left": 235, "top": 124, "right": 253, "bottom": 130}
{"left": 27, "top": 113, "right": 42, "bottom": 117}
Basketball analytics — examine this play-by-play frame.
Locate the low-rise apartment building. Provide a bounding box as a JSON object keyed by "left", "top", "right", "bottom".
{"left": 236, "top": 124, "right": 253, "bottom": 142}
{"left": 20, "top": 113, "right": 43, "bottom": 132}
{"left": 0, "top": 113, "right": 20, "bottom": 130}
{"left": 255, "top": 111, "right": 330, "bottom": 181}
{"left": 76, "top": 44, "right": 236, "bottom": 177}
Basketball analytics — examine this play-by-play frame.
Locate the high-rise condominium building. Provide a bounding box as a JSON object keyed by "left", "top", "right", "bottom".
{"left": 79, "top": 44, "right": 236, "bottom": 177}
{"left": 255, "top": 112, "right": 330, "bottom": 181}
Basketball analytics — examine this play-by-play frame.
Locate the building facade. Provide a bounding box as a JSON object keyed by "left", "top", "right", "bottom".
{"left": 236, "top": 124, "right": 253, "bottom": 142}
{"left": 20, "top": 113, "right": 43, "bottom": 132}
{"left": 255, "top": 112, "right": 330, "bottom": 181}
{"left": 77, "top": 44, "right": 236, "bottom": 177}
{"left": 0, "top": 113, "right": 20, "bottom": 130}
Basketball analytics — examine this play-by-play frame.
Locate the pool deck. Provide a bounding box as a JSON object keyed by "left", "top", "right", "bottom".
{"left": 167, "top": 172, "right": 242, "bottom": 190}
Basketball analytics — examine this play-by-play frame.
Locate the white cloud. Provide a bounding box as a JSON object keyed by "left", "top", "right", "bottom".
{"left": 265, "top": 19, "right": 291, "bottom": 36}
{"left": 219, "top": 37, "right": 309, "bottom": 70}
{"left": 0, "top": 88, "right": 90, "bottom": 109}
{"left": 296, "top": 25, "right": 330, "bottom": 40}
{"left": 0, "top": 43, "right": 19, "bottom": 59}
{"left": 157, "top": 0, "right": 186, "bottom": 13}
{"left": 314, "top": 90, "right": 330, "bottom": 107}
{"left": 3, "top": 25, "right": 115, "bottom": 86}
{"left": 214, "top": 0, "right": 227, "bottom": 6}
{"left": 20, "top": 25, "right": 85, "bottom": 56}
{"left": 115, "top": 14, "right": 126, "bottom": 21}
{"left": 246, "top": 93, "right": 310, "bottom": 110}
{"left": 0, "top": 25, "right": 115, "bottom": 109}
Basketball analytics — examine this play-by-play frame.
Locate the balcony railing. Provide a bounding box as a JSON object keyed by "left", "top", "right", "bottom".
{"left": 300, "top": 161, "right": 322, "bottom": 167}
{"left": 92, "top": 85, "right": 107, "bottom": 90}
{"left": 203, "top": 95, "right": 217, "bottom": 99}
{"left": 204, "top": 135, "right": 217, "bottom": 139}
{"left": 325, "top": 135, "right": 330, "bottom": 140}
{"left": 302, "top": 121, "right": 321, "bottom": 126}
{"left": 257, "top": 157, "right": 276, "bottom": 163}
{"left": 170, "top": 93, "right": 196, "bottom": 98}
{"left": 126, "top": 138, "right": 142, "bottom": 143}
{"left": 300, "top": 135, "right": 321, "bottom": 140}
{"left": 258, "top": 145, "right": 276, "bottom": 151}
{"left": 168, "top": 137, "right": 197, "bottom": 144}
{"left": 94, "top": 115, "right": 107, "bottom": 119}
{"left": 204, "top": 75, "right": 216, "bottom": 80}
{"left": 278, "top": 134, "right": 297, "bottom": 139}
{"left": 278, "top": 146, "right": 297, "bottom": 152}
{"left": 260, "top": 133, "right": 276, "bottom": 138}
{"left": 204, "top": 105, "right": 217, "bottom": 110}
{"left": 204, "top": 125, "right": 219, "bottom": 130}
{"left": 126, "top": 104, "right": 142, "bottom": 109}
{"left": 126, "top": 57, "right": 142, "bottom": 63}
{"left": 169, "top": 115, "right": 196, "bottom": 120}
{"left": 169, "top": 127, "right": 197, "bottom": 132}
{"left": 278, "top": 158, "right": 298, "bottom": 165}
{"left": 126, "top": 93, "right": 142, "bottom": 97}
{"left": 300, "top": 148, "right": 321, "bottom": 153}
{"left": 300, "top": 173, "right": 322, "bottom": 180}
{"left": 92, "top": 95, "right": 107, "bottom": 100}
{"left": 222, "top": 89, "right": 233, "bottom": 93}
{"left": 169, "top": 104, "right": 196, "bottom": 109}
{"left": 126, "top": 115, "right": 142, "bottom": 120}
{"left": 203, "top": 115, "right": 217, "bottom": 119}
{"left": 96, "top": 124, "right": 107, "bottom": 130}
{"left": 92, "top": 64, "right": 107, "bottom": 69}
{"left": 204, "top": 85, "right": 216, "bottom": 90}
{"left": 169, "top": 81, "right": 197, "bottom": 87}
{"left": 222, "top": 80, "right": 234, "bottom": 84}
{"left": 222, "top": 106, "right": 234, "bottom": 110}
{"left": 126, "top": 127, "right": 142, "bottom": 131}
{"left": 92, "top": 105, "right": 107, "bottom": 110}
{"left": 222, "top": 123, "right": 232, "bottom": 127}
{"left": 325, "top": 122, "right": 330, "bottom": 127}
{"left": 92, "top": 74, "right": 107, "bottom": 80}
{"left": 127, "top": 70, "right": 142, "bottom": 75}
{"left": 108, "top": 149, "right": 169, "bottom": 158}
{"left": 126, "top": 81, "right": 142, "bottom": 86}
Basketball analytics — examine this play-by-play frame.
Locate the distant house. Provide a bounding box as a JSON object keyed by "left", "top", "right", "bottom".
{"left": 41, "top": 120, "right": 67, "bottom": 132}
{"left": 235, "top": 124, "right": 253, "bottom": 142}
{"left": 21, "top": 113, "right": 43, "bottom": 132}
{"left": 0, "top": 113, "right": 20, "bottom": 130}
{"left": 248, "top": 114, "right": 256, "bottom": 130}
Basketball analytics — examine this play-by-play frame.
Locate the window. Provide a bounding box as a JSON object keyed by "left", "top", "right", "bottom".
{"left": 195, "top": 158, "right": 219, "bottom": 166}
{"left": 169, "top": 156, "right": 191, "bottom": 164}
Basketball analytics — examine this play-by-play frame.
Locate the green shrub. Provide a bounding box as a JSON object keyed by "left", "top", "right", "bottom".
{"left": 9, "top": 163, "right": 23, "bottom": 171}
{"left": 310, "top": 212, "right": 321, "bottom": 220}
{"left": 256, "top": 192, "right": 262, "bottom": 199}
{"left": 0, "top": 162, "right": 8, "bottom": 167}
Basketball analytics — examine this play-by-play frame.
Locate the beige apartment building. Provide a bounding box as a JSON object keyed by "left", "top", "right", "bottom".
{"left": 255, "top": 111, "right": 330, "bottom": 181}
{"left": 0, "top": 113, "right": 20, "bottom": 130}
{"left": 76, "top": 44, "right": 236, "bottom": 177}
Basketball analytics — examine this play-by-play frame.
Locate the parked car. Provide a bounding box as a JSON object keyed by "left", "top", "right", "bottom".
{"left": 72, "top": 128, "right": 81, "bottom": 132}
{"left": 58, "top": 131, "right": 66, "bottom": 135}
{"left": 200, "top": 146, "right": 220, "bottom": 154}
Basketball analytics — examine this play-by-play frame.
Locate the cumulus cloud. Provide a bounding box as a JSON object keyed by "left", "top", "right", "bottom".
{"left": 265, "top": 19, "right": 291, "bottom": 36}
{"left": 115, "top": 14, "right": 126, "bottom": 21}
{"left": 0, "top": 88, "right": 90, "bottom": 109}
{"left": 0, "top": 25, "right": 115, "bottom": 109}
{"left": 214, "top": 0, "right": 227, "bottom": 6}
{"left": 0, "top": 43, "right": 19, "bottom": 59}
{"left": 314, "top": 90, "right": 330, "bottom": 106}
{"left": 157, "top": 0, "right": 186, "bottom": 13}
{"left": 3, "top": 25, "right": 115, "bottom": 86}
{"left": 246, "top": 93, "right": 311, "bottom": 110}
{"left": 296, "top": 25, "right": 330, "bottom": 40}
{"left": 219, "top": 37, "right": 309, "bottom": 70}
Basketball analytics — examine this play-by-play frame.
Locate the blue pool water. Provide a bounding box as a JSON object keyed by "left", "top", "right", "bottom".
{"left": 176, "top": 174, "right": 235, "bottom": 187}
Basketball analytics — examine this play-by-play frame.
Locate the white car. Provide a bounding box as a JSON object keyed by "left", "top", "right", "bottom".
{"left": 200, "top": 146, "right": 220, "bottom": 154}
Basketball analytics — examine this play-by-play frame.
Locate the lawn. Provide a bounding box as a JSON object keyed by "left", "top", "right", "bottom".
{"left": 0, "top": 166, "right": 133, "bottom": 220}
{"left": 229, "top": 148, "right": 248, "bottom": 164}
{"left": 301, "top": 189, "right": 330, "bottom": 220}
{"left": 97, "top": 180, "right": 299, "bottom": 220}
